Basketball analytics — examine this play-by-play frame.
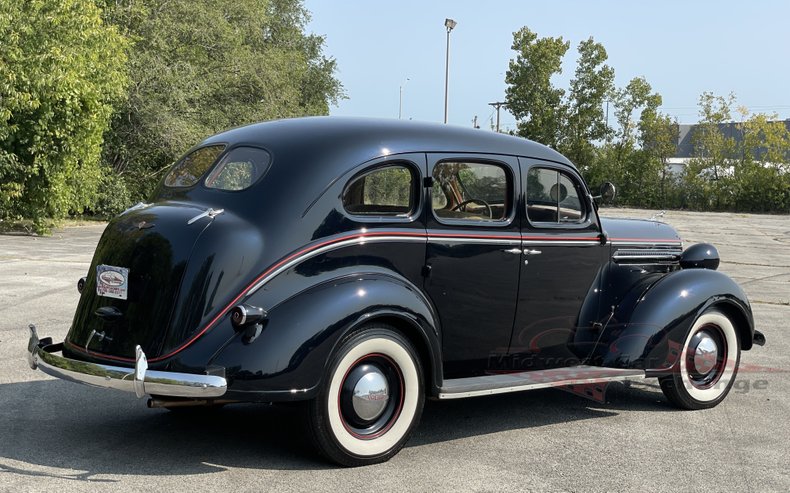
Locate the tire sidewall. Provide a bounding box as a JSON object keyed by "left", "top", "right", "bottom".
{"left": 318, "top": 327, "right": 424, "bottom": 464}
{"left": 676, "top": 310, "right": 740, "bottom": 406}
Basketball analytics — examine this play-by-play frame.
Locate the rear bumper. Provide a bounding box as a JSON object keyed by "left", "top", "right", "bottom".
{"left": 26, "top": 325, "right": 227, "bottom": 399}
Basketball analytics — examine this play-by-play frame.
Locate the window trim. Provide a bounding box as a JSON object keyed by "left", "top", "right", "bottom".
{"left": 430, "top": 158, "right": 517, "bottom": 228}
{"left": 524, "top": 163, "right": 594, "bottom": 230}
{"left": 341, "top": 161, "right": 422, "bottom": 222}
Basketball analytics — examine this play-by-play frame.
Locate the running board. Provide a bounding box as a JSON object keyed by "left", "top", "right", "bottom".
{"left": 438, "top": 365, "right": 645, "bottom": 399}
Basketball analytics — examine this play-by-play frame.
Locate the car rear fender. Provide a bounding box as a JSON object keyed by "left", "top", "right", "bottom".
{"left": 208, "top": 272, "right": 442, "bottom": 401}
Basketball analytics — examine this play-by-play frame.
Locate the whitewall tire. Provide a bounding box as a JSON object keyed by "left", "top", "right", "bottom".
{"left": 307, "top": 324, "right": 424, "bottom": 466}
{"left": 660, "top": 309, "right": 741, "bottom": 409}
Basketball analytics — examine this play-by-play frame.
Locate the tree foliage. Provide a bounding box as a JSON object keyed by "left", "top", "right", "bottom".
{"left": 505, "top": 29, "right": 615, "bottom": 164}
{"left": 99, "top": 0, "right": 344, "bottom": 203}
{"left": 563, "top": 37, "right": 615, "bottom": 167}
{"left": 682, "top": 94, "right": 790, "bottom": 212}
{"left": 505, "top": 27, "right": 790, "bottom": 213}
{"left": 1, "top": 0, "right": 342, "bottom": 230}
{"left": 0, "top": 0, "right": 127, "bottom": 231}
{"left": 505, "top": 27, "right": 569, "bottom": 149}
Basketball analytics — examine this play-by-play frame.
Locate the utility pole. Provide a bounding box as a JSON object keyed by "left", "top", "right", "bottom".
{"left": 488, "top": 101, "right": 507, "bottom": 132}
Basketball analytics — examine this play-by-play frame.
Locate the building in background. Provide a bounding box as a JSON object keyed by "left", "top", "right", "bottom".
{"left": 666, "top": 120, "right": 790, "bottom": 176}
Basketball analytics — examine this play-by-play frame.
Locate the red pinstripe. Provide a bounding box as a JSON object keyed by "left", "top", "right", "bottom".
{"left": 69, "top": 229, "right": 680, "bottom": 363}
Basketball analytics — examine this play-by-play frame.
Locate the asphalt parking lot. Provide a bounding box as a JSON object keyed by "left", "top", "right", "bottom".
{"left": 1, "top": 208, "right": 788, "bottom": 492}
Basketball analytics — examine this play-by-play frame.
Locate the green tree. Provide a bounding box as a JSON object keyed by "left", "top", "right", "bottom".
{"left": 733, "top": 112, "right": 790, "bottom": 211}
{"left": 639, "top": 108, "right": 680, "bottom": 205}
{"left": 685, "top": 92, "right": 738, "bottom": 209}
{"left": 505, "top": 27, "right": 570, "bottom": 148}
{"left": 99, "top": 0, "right": 344, "bottom": 202}
{"left": 0, "top": 0, "right": 127, "bottom": 231}
{"left": 581, "top": 77, "right": 662, "bottom": 203}
{"left": 563, "top": 37, "right": 615, "bottom": 168}
{"left": 610, "top": 77, "right": 662, "bottom": 167}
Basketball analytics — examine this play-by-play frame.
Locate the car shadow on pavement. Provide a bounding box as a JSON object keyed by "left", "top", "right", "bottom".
{"left": 0, "top": 378, "right": 673, "bottom": 478}
{"left": 409, "top": 379, "right": 674, "bottom": 446}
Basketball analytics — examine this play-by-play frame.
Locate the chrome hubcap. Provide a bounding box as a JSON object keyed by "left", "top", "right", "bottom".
{"left": 351, "top": 368, "right": 389, "bottom": 421}
{"left": 686, "top": 326, "right": 727, "bottom": 389}
{"left": 339, "top": 356, "right": 403, "bottom": 439}
{"left": 693, "top": 335, "right": 718, "bottom": 375}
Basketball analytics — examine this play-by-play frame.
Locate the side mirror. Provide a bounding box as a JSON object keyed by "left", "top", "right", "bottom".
{"left": 598, "top": 182, "right": 616, "bottom": 204}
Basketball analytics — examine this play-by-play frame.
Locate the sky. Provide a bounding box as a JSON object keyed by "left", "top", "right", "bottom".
{"left": 304, "top": 0, "right": 790, "bottom": 131}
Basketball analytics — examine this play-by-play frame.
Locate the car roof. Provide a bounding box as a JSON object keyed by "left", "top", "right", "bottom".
{"left": 202, "top": 116, "right": 576, "bottom": 170}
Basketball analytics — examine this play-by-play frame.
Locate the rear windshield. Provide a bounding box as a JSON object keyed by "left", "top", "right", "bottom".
{"left": 204, "top": 147, "right": 271, "bottom": 191}
{"left": 164, "top": 145, "right": 226, "bottom": 188}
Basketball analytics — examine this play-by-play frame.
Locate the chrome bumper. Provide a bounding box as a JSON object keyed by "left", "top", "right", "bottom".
{"left": 27, "top": 325, "right": 227, "bottom": 399}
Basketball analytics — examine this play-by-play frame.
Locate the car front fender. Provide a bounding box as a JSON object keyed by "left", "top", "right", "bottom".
{"left": 592, "top": 268, "right": 754, "bottom": 371}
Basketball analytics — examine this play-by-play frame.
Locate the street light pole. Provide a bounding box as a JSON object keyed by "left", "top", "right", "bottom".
{"left": 399, "top": 78, "right": 410, "bottom": 120}
{"left": 443, "top": 18, "right": 457, "bottom": 124}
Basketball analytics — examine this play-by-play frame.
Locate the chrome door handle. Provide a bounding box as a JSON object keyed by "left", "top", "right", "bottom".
{"left": 503, "top": 248, "right": 523, "bottom": 255}
{"left": 524, "top": 249, "right": 542, "bottom": 255}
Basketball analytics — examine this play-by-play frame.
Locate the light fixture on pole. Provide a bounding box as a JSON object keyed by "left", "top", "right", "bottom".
{"left": 443, "top": 18, "right": 457, "bottom": 124}
{"left": 399, "top": 77, "right": 410, "bottom": 120}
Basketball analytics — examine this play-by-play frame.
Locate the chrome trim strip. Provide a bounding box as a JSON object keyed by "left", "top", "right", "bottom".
{"left": 522, "top": 240, "right": 600, "bottom": 246}
{"left": 612, "top": 248, "right": 682, "bottom": 263}
{"left": 27, "top": 325, "right": 226, "bottom": 398}
{"left": 247, "top": 235, "right": 426, "bottom": 295}
{"left": 614, "top": 248, "right": 683, "bottom": 254}
{"left": 613, "top": 254, "right": 679, "bottom": 260}
{"left": 611, "top": 241, "right": 682, "bottom": 246}
{"left": 429, "top": 236, "right": 521, "bottom": 245}
{"left": 612, "top": 255, "right": 680, "bottom": 262}
{"left": 438, "top": 365, "right": 645, "bottom": 399}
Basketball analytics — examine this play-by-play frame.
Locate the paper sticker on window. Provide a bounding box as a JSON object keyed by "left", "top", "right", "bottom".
{"left": 96, "top": 265, "right": 129, "bottom": 300}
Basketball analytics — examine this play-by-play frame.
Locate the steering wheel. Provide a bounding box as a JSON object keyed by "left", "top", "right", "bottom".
{"left": 452, "top": 198, "right": 493, "bottom": 219}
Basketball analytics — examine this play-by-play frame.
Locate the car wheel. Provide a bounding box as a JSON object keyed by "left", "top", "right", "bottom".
{"left": 659, "top": 309, "right": 740, "bottom": 410}
{"left": 307, "top": 324, "right": 424, "bottom": 466}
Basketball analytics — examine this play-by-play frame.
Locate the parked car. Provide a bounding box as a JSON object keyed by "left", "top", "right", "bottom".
{"left": 28, "top": 117, "right": 765, "bottom": 466}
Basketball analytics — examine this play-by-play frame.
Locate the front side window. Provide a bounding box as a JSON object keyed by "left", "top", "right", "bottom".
{"left": 164, "top": 145, "right": 226, "bottom": 188}
{"left": 526, "top": 167, "right": 585, "bottom": 224}
{"left": 432, "top": 161, "right": 510, "bottom": 222}
{"left": 343, "top": 165, "right": 416, "bottom": 216}
{"left": 204, "top": 147, "right": 271, "bottom": 191}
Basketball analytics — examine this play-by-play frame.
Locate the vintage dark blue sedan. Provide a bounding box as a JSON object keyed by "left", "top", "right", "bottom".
{"left": 28, "top": 117, "right": 765, "bottom": 466}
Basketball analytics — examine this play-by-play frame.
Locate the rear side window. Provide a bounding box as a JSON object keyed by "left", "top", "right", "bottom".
{"left": 527, "top": 167, "right": 586, "bottom": 224}
{"left": 205, "top": 147, "right": 271, "bottom": 191}
{"left": 164, "top": 145, "right": 226, "bottom": 188}
{"left": 343, "top": 165, "right": 416, "bottom": 216}
{"left": 432, "top": 161, "right": 510, "bottom": 222}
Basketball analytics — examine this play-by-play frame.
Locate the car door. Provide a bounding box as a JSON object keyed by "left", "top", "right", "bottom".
{"left": 423, "top": 154, "right": 522, "bottom": 378}
{"left": 507, "top": 159, "right": 607, "bottom": 371}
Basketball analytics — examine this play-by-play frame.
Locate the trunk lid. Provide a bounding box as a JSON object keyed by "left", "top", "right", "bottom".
{"left": 67, "top": 203, "right": 211, "bottom": 360}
